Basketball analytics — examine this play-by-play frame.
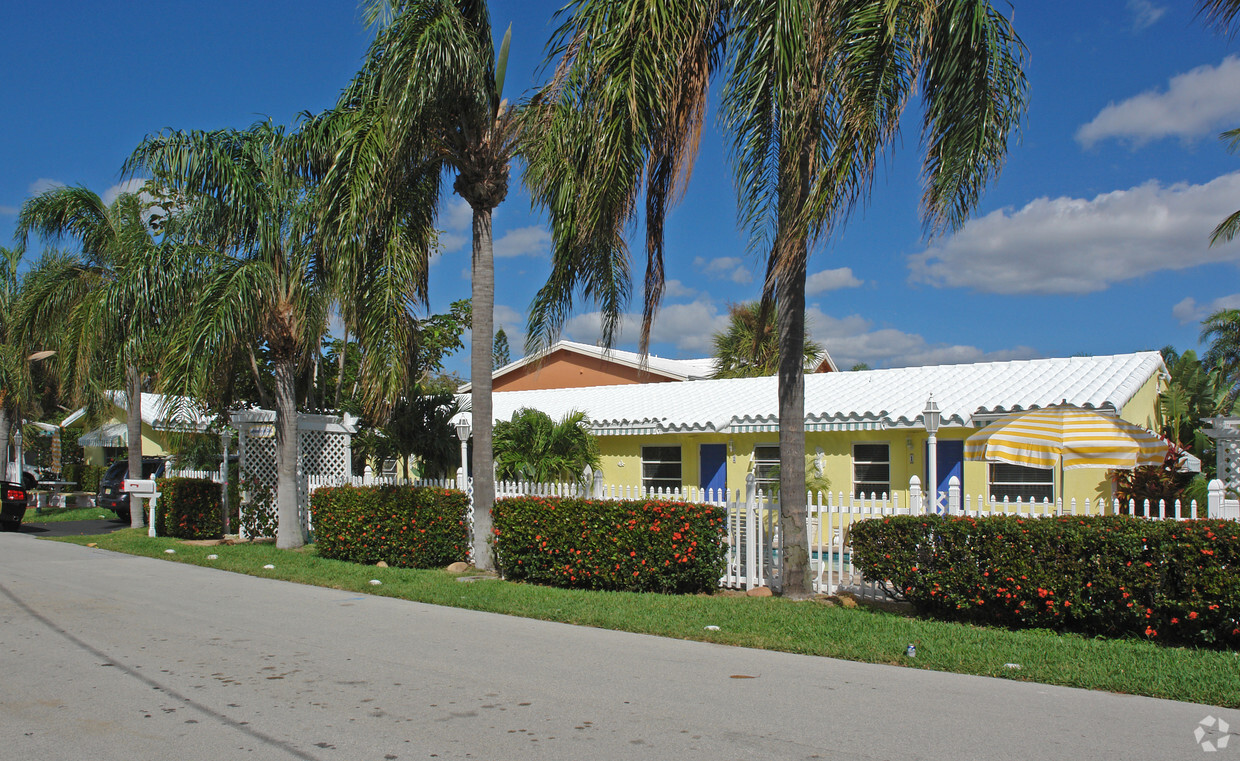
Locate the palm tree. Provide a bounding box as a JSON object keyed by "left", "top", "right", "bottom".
{"left": 0, "top": 247, "right": 33, "bottom": 481}
{"left": 493, "top": 408, "right": 600, "bottom": 485}
{"left": 1201, "top": 309, "right": 1240, "bottom": 406}
{"left": 711, "top": 301, "right": 822, "bottom": 379}
{"left": 14, "top": 187, "right": 173, "bottom": 528}
{"left": 1195, "top": 1, "right": 1240, "bottom": 243}
{"left": 523, "top": 1, "right": 1027, "bottom": 595}
{"left": 308, "top": 0, "right": 522, "bottom": 569}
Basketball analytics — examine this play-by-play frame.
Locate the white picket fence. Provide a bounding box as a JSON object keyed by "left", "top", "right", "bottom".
{"left": 173, "top": 465, "right": 1239, "bottom": 593}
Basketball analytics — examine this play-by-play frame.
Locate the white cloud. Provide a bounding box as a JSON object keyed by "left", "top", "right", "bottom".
{"left": 1076, "top": 56, "right": 1240, "bottom": 147}
{"left": 806, "top": 267, "right": 863, "bottom": 295}
{"left": 443, "top": 197, "right": 471, "bottom": 231}
{"left": 28, "top": 178, "right": 63, "bottom": 195}
{"left": 491, "top": 304, "right": 527, "bottom": 355}
{"left": 693, "top": 255, "right": 754, "bottom": 284}
{"left": 663, "top": 279, "right": 697, "bottom": 299}
{"left": 438, "top": 232, "right": 468, "bottom": 256}
{"left": 1172, "top": 293, "right": 1240, "bottom": 324}
{"left": 493, "top": 225, "right": 551, "bottom": 258}
{"left": 102, "top": 178, "right": 148, "bottom": 206}
{"left": 1127, "top": 0, "right": 1165, "bottom": 31}
{"left": 908, "top": 173, "right": 1240, "bottom": 295}
{"left": 563, "top": 297, "right": 729, "bottom": 354}
{"left": 806, "top": 307, "right": 1040, "bottom": 370}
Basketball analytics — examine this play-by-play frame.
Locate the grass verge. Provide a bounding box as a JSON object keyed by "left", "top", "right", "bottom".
{"left": 54, "top": 529, "right": 1240, "bottom": 708}
{"left": 24, "top": 505, "right": 119, "bottom": 523}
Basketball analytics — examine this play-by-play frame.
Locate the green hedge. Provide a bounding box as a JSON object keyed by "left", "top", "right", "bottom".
{"left": 155, "top": 478, "right": 223, "bottom": 540}
{"left": 64, "top": 463, "right": 104, "bottom": 493}
{"left": 492, "top": 496, "right": 727, "bottom": 594}
{"left": 311, "top": 485, "right": 469, "bottom": 567}
{"left": 850, "top": 514, "right": 1240, "bottom": 648}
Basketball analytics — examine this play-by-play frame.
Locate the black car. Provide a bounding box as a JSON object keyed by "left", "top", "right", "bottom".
{"left": 98, "top": 458, "right": 168, "bottom": 523}
{"left": 0, "top": 481, "right": 28, "bottom": 531}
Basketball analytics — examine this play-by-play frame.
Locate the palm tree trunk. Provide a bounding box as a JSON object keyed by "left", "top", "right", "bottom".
{"left": 776, "top": 247, "right": 810, "bottom": 596}
{"left": 126, "top": 365, "right": 145, "bottom": 529}
{"left": 776, "top": 137, "right": 813, "bottom": 597}
{"left": 0, "top": 407, "right": 11, "bottom": 482}
{"left": 273, "top": 357, "right": 304, "bottom": 549}
{"left": 334, "top": 329, "right": 348, "bottom": 410}
{"left": 470, "top": 205, "right": 496, "bottom": 570}
{"left": 248, "top": 347, "right": 272, "bottom": 408}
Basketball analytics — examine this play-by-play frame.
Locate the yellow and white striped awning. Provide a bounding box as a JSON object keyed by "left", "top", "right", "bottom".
{"left": 964, "top": 405, "right": 1168, "bottom": 470}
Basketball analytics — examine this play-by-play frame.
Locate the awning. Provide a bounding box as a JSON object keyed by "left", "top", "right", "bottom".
{"left": 78, "top": 423, "right": 127, "bottom": 448}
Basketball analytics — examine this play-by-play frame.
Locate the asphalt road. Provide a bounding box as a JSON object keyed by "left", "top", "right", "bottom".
{"left": 1, "top": 533, "right": 1236, "bottom": 761}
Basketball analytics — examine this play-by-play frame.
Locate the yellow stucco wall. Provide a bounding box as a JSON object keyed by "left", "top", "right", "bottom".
{"left": 83, "top": 418, "right": 170, "bottom": 467}
{"left": 589, "top": 375, "right": 1165, "bottom": 510}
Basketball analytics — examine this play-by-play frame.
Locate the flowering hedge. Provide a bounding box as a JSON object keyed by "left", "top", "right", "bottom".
{"left": 850, "top": 514, "right": 1240, "bottom": 648}
{"left": 492, "top": 496, "right": 727, "bottom": 594}
{"left": 155, "top": 478, "right": 223, "bottom": 540}
{"left": 311, "top": 485, "right": 469, "bottom": 567}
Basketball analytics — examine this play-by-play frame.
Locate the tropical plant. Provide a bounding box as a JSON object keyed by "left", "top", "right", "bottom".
{"left": 125, "top": 120, "right": 430, "bottom": 549}
{"left": 492, "top": 408, "right": 600, "bottom": 485}
{"left": 711, "top": 301, "right": 822, "bottom": 379}
{"left": 493, "top": 327, "right": 511, "bottom": 368}
{"left": 305, "top": 0, "right": 523, "bottom": 568}
{"left": 1200, "top": 310, "right": 1240, "bottom": 409}
{"left": 382, "top": 386, "right": 465, "bottom": 480}
{"left": 14, "top": 187, "right": 181, "bottom": 527}
{"left": 522, "top": 1, "right": 1027, "bottom": 594}
{"left": 0, "top": 247, "right": 32, "bottom": 480}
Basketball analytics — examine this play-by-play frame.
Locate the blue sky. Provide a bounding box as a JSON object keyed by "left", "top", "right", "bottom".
{"left": 4, "top": 1, "right": 1240, "bottom": 377}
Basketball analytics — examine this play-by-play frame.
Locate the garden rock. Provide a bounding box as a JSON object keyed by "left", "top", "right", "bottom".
{"left": 446, "top": 561, "right": 470, "bottom": 573}
{"left": 746, "top": 586, "right": 772, "bottom": 597}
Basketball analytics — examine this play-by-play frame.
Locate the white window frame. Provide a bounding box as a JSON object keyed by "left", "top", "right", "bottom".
{"left": 641, "top": 445, "right": 682, "bottom": 493}
{"left": 852, "top": 442, "right": 890, "bottom": 498}
{"left": 988, "top": 463, "right": 1054, "bottom": 503}
{"left": 752, "top": 444, "right": 780, "bottom": 496}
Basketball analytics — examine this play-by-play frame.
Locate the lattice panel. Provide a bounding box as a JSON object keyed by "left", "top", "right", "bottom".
{"left": 237, "top": 417, "right": 354, "bottom": 538}
{"left": 1221, "top": 440, "right": 1240, "bottom": 494}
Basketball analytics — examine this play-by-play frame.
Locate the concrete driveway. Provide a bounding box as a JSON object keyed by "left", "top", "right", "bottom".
{"left": 0, "top": 532, "right": 1235, "bottom": 761}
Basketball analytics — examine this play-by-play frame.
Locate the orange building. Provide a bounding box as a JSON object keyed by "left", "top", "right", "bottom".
{"left": 461, "top": 339, "right": 837, "bottom": 393}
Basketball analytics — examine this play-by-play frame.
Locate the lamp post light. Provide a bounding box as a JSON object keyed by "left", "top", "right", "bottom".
{"left": 455, "top": 418, "right": 472, "bottom": 491}
{"left": 12, "top": 423, "right": 22, "bottom": 484}
{"left": 923, "top": 396, "right": 941, "bottom": 515}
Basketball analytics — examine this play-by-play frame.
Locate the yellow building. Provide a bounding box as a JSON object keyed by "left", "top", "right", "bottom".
{"left": 76, "top": 392, "right": 216, "bottom": 466}
{"left": 472, "top": 352, "right": 1166, "bottom": 507}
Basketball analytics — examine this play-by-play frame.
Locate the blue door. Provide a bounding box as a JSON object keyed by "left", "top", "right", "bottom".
{"left": 926, "top": 440, "right": 964, "bottom": 509}
{"left": 700, "top": 444, "right": 727, "bottom": 498}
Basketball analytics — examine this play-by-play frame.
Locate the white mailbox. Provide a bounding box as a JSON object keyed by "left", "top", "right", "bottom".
{"left": 122, "top": 478, "right": 158, "bottom": 496}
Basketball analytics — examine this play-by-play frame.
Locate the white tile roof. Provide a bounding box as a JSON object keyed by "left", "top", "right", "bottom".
{"left": 464, "top": 352, "right": 1166, "bottom": 434}
{"left": 106, "top": 391, "right": 216, "bottom": 432}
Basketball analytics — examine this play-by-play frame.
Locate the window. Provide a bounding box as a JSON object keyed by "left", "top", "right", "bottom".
{"left": 853, "top": 443, "right": 890, "bottom": 498}
{"left": 642, "top": 446, "right": 682, "bottom": 492}
{"left": 753, "top": 444, "right": 780, "bottom": 496}
{"left": 988, "top": 463, "right": 1053, "bottom": 503}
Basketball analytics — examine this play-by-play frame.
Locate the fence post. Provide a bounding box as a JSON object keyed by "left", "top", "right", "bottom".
{"left": 592, "top": 468, "right": 604, "bottom": 499}
{"left": 909, "top": 475, "right": 924, "bottom": 515}
{"left": 1209, "top": 478, "right": 1225, "bottom": 519}
{"left": 947, "top": 475, "right": 961, "bottom": 515}
{"left": 744, "top": 473, "right": 757, "bottom": 590}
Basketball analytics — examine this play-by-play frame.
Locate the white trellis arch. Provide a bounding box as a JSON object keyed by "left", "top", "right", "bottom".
{"left": 231, "top": 409, "right": 357, "bottom": 539}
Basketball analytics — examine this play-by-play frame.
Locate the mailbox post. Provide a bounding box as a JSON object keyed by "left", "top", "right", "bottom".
{"left": 123, "top": 478, "right": 160, "bottom": 537}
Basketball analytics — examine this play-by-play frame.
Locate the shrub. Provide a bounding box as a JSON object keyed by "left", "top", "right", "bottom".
{"left": 850, "top": 514, "right": 1240, "bottom": 648}
{"left": 155, "top": 478, "right": 223, "bottom": 540}
{"left": 492, "top": 496, "right": 727, "bottom": 594}
{"left": 312, "top": 485, "right": 469, "bottom": 567}
{"left": 63, "top": 463, "right": 104, "bottom": 494}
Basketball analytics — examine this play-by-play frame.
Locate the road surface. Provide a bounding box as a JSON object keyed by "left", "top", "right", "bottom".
{"left": 0, "top": 532, "right": 1235, "bottom": 760}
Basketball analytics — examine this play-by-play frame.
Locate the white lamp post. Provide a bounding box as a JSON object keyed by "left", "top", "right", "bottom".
{"left": 923, "top": 396, "right": 940, "bottom": 515}
{"left": 12, "top": 423, "right": 23, "bottom": 485}
{"left": 455, "top": 417, "right": 471, "bottom": 491}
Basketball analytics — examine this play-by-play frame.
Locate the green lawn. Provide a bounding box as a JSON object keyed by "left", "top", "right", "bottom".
{"left": 24, "top": 503, "right": 119, "bottom": 523}
{"left": 53, "top": 528, "right": 1240, "bottom": 708}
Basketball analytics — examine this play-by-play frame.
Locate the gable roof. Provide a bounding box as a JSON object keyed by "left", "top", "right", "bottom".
{"left": 105, "top": 391, "right": 217, "bottom": 432}
{"left": 463, "top": 352, "right": 1165, "bottom": 435}
{"left": 461, "top": 338, "right": 838, "bottom": 392}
